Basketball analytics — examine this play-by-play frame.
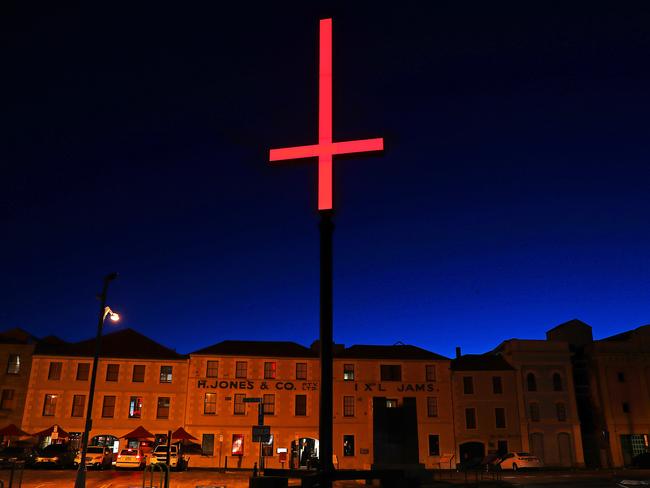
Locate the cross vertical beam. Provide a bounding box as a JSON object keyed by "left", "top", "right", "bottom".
{"left": 319, "top": 18, "right": 333, "bottom": 211}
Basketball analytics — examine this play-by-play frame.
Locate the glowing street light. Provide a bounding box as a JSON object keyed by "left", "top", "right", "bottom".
{"left": 74, "top": 272, "right": 119, "bottom": 488}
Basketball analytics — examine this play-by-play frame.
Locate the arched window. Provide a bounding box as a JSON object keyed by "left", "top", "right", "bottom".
{"left": 553, "top": 373, "right": 563, "bottom": 391}
{"left": 527, "top": 372, "right": 537, "bottom": 392}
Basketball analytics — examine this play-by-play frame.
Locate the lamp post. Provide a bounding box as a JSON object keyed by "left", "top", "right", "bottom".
{"left": 74, "top": 272, "right": 119, "bottom": 488}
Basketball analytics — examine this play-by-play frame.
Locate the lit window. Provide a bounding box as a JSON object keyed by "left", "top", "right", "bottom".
{"left": 160, "top": 366, "right": 173, "bottom": 383}
{"left": 129, "top": 396, "right": 143, "bottom": 418}
{"left": 343, "top": 435, "right": 355, "bottom": 456}
{"left": 343, "top": 364, "right": 355, "bottom": 381}
{"left": 204, "top": 393, "right": 217, "bottom": 415}
{"left": 386, "top": 399, "right": 398, "bottom": 408}
{"left": 6, "top": 355, "right": 20, "bottom": 375}
{"left": 43, "top": 394, "right": 57, "bottom": 416}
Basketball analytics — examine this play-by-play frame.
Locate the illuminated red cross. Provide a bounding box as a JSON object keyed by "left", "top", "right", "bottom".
{"left": 269, "top": 18, "right": 384, "bottom": 211}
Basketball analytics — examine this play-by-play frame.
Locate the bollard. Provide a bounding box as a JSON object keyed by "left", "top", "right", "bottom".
{"left": 253, "top": 462, "right": 258, "bottom": 477}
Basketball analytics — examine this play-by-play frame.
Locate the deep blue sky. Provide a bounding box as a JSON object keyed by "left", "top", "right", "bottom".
{"left": 3, "top": 2, "right": 650, "bottom": 357}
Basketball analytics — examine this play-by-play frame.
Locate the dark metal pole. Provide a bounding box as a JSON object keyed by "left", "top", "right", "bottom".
{"left": 319, "top": 210, "right": 334, "bottom": 487}
{"left": 74, "top": 272, "right": 117, "bottom": 488}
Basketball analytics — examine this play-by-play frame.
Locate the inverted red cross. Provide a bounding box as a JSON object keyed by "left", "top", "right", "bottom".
{"left": 269, "top": 18, "right": 384, "bottom": 211}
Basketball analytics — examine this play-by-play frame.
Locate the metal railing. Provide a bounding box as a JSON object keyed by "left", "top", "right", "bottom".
{"left": 143, "top": 462, "right": 170, "bottom": 488}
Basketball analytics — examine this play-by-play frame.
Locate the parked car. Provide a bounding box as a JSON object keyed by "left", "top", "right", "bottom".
{"left": 0, "top": 446, "right": 37, "bottom": 467}
{"left": 115, "top": 448, "right": 145, "bottom": 470}
{"left": 33, "top": 444, "right": 76, "bottom": 468}
{"left": 149, "top": 444, "right": 180, "bottom": 470}
{"left": 498, "top": 452, "right": 543, "bottom": 470}
{"left": 73, "top": 446, "right": 113, "bottom": 469}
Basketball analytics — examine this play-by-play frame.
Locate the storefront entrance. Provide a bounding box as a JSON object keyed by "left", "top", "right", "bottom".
{"left": 291, "top": 437, "right": 319, "bottom": 469}
{"left": 372, "top": 397, "right": 419, "bottom": 466}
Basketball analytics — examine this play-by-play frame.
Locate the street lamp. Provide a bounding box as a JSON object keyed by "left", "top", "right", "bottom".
{"left": 74, "top": 272, "right": 119, "bottom": 488}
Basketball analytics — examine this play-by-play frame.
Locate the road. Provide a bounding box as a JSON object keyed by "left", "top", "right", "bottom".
{"left": 2, "top": 468, "right": 650, "bottom": 488}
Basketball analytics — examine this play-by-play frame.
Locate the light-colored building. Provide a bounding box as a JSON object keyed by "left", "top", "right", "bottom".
{"left": 494, "top": 339, "right": 584, "bottom": 467}
{"left": 22, "top": 329, "right": 188, "bottom": 448}
{"left": 450, "top": 352, "right": 523, "bottom": 465}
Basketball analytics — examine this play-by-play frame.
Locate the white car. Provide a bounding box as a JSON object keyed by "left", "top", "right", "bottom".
{"left": 499, "top": 452, "right": 543, "bottom": 470}
{"left": 115, "top": 448, "right": 145, "bottom": 469}
{"left": 149, "top": 444, "right": 180, "bottom": 469}
{"left": 74, "top": 446, "right": 113, "bottom": 469}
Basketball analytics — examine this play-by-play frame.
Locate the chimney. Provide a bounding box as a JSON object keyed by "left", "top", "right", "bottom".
{"left": 455, "top": 346, "right": 461, "bottom": 358}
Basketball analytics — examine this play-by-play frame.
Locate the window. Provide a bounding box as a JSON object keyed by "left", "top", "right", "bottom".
{"left": 295, "top": 395, "right": 307, "bottom": 416}
{"left": 425, "top": 365, "right": 436, "bottom": 382}
{"left": 206, "top": 361, "right": 219, "bottom": 378}
{"left": 343, "top": 435, "right": 355, "bottom": 456}
{"left": 262, "top": 435, "right": 274, "bottom": 457}
{"left": 0, "top": 389, "right": 15, "bottom": 410}
{"left": 296, "top": 363, "right": 307, "bottom": 380}
{"left": 264, "top": 362, "right": 277, "bottom": 379}
{"left": 617, "top": 371, "right": 625, "bottom": 382}
{"left": 343, "top": 396, "right": 355, "bottom": 417}
{"left": 202, "top": 434, "right": 215, "bottom": 456}
{"left": 465, "top": 408, "right": 477, "bottom": 429}
{"left": 71, "top": 395, "right": 85, "bottom": 417}
{"left": 76, "top": 363, "right": 90, "bottom": 381}
{"left": 495, "top": 408, "right": 506, "bottom": 428}
{"left": 556, "top": 403, "right": 567, "bottom": 421}
{"left": 553, "top": 373, "right": 563, "bottom": 391}
{"left": 106, "top": 364, "right": 119, "bottom": 382}
{"left": 527, "top": 373, "right": 537, "bottom": 391}
{"left": 234, "top": 394, "right": 246, "bottom": 415}
{"left": 6, "top": 355, "right": 20, "bottom": 374}
{"left": 235, "top": 361, "right": 247, "bottom": 378}
{"left": 343, "top": 364, "right": 355, "bottom": 381}
{"left": 263, "top": 394, "right": 275, "bottom": 415}
{"left": 492, "top": 376, "right": 503, "bottom": 394}
{"left": 204, "top": 393, "right": 217, "bottom": 415}
{"left": 157, "top": 397, "right": 170, "bottom": 419}
{"left": 428, "top": 435, "right": 440, "bottom": 456}
{"left": 43, "top": 394, "right": 57, "bottom": 416}
{"left": 623, "top": 402, "right": 630, "bottom": 414}
{"left": 380, "top": 365, "right": 402, "bottom": 381}
{"left": 530, "top": 403, "right": 540, "bottom": 422}
{"left": 129, "top": 396, "right": 143, "bottom": 418}
{"left": 48, "top": 362, "right": 62, "bottom": 380}
{"left": 132, "top": 365, "right": 145, "bottom": 382}
{"left": 386, "top": 399, "right": 398, "bottom": 408}
{"left": 427, "top": 397, "right": 438, "bottom": 417}
{"left": 102, "top": 396, "right": 116, "bottom": 418}
{"left": 463, "top": 376, "right": 474, "bottom": 394}
{"left": 160, "top": 366, "right": 173, "bottom": 383}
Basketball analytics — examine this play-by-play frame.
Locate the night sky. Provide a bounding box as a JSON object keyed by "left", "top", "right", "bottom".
{"left": 4, "top": 2, "right": 650, "bottom": 357}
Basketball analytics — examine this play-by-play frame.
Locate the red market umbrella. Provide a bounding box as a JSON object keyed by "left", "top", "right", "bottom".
{"left": 32, "top": 424, "right": 69, "bottom": 438}
{"left": 121, "top": 426, "right": 154, "bottom": 440}
{"left": 0, "top": 424, "right": 31, "bottom": 437}
{"left": 171, "top": 427, "right": 197, "bottom": 441}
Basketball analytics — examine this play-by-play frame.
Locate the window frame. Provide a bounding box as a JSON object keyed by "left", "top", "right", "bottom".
{"left": 105, "top": 364, "right": 119, "bottom": 382}
{"left": 206, "top": 361, "right": 219, "bottom": 378}
{"left": 48, "top": 362, "right": 62, "bottom": 381}
{"left": 132, "top": 365, "right": 145, "bottom": 383}
{"left": 343, "top": 396, "right": 355, "bottom": 417}
{"left": 343, "top": 435, "right": 355, "bottom": 457}
{"left": 156, "top": 396, "right": 170, "bottom": 419}
{"left": 295, "top": 394, "right": 307, "bottom": 416}
{"left": 6, "top": 355, "right": 20, "bottom": 375}
{"left": 101, "top": 395, "right": 116, "bottom": 418}
{"left": 159, "top": 366, "right": 173, "bottom": 384}
{"left": 43, "top": 393, "right": 57, "bottom": 416}
{"left": 264, "top": 362, "right": 277, "bottom": 380}
{"left": 0, "top": 389, "right": 15, "bottom": 410}
{"left": 71, "top": 394, "right": 85, "bottom": 417}
{"left": 343, "top": 364, "right": 355, "bottom": 381}
{"left": 495, "top": 407, "right": 506, "bottom": 429}
{"left": 427, "top": 396, "right": 438, "bottom": 417}
{"left": 295, "top": 362, "right": 307, "bottom": 380}
{"left": 492, "top": 376, "right": 503, "bottom": 394}
{"left": 465, "top": 407, "right": 477, "bottom": 429}
{"left": 425, "top": 364, "right": 436, "bottom": 382}
{"left": 234, "top": 393, "right": 246, "bottom": 415}
{"left": 129, "top": 396, "right": 143, "bottom": 419}
{"left": 76, "top": 363, "right": 90, "bottom": 381}
{"left": 235, "top": 361, "right": 247, "bottom": 379}
{"left": 428, "top": 434, "right": 440, "bottom": 456}
{"left": 463, "top": 376, "right": 474, "bottom": 394}
{"left": 204, "top": 392, "right": 217, "bottom": 415}
{"left": 380, "top": 364, "right": 402, "bottom": 382}
{"left": 263, "top": 394, "right": 275, "bottom": 415}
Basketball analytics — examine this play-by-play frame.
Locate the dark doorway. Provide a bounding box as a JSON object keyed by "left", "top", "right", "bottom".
{"left": 372, "top": 397, "right": 419, "bottom": 466}
{"left": 459, "top": 441, "right": 485, "bottom": 468}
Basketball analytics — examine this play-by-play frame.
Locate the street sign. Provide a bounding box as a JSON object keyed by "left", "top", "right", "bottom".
{"left": 252, "top": 425, "right": 271, "bottom": 443}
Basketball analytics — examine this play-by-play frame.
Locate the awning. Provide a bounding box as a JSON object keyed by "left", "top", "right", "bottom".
{"left": 0, "top": 424, "right": 31, "bottom": 437}
{"left": 32, "top": 424, "right": 69, "bottom": 438}
{"left": 120, "top": 426, "right": 154, "bottom": 440}
{"left": 172, "top": 427, "right": 197, "bottom": 441}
